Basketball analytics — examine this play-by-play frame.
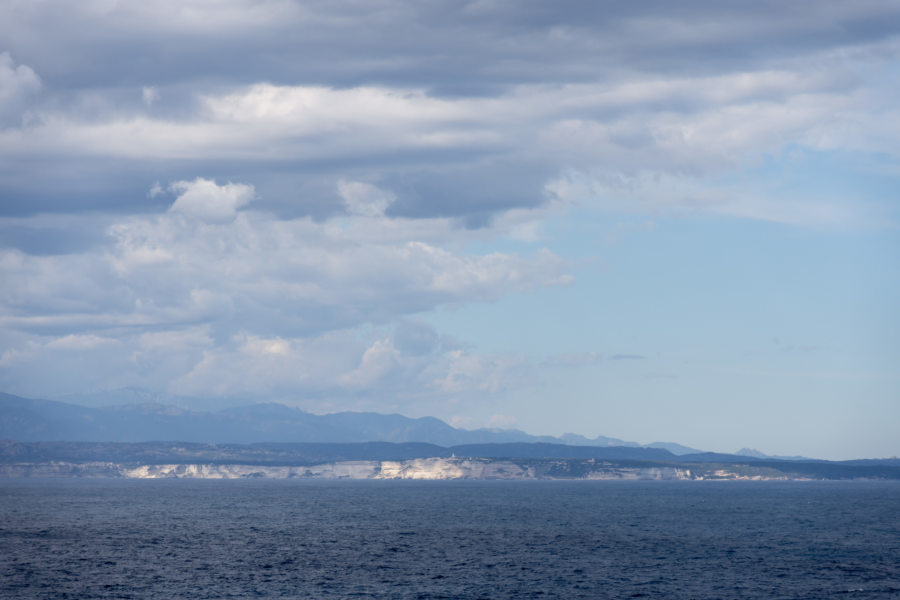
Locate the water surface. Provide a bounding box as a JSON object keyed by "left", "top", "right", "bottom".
{"left": 2, "top": 480, "right": 898, "bottom": 599}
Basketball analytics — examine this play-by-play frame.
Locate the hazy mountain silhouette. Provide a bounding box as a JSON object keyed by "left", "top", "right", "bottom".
{"left": 1, "top": 391, "right": 696, "bottom": 452}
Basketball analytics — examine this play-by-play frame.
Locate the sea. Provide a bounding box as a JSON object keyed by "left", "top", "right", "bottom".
{"left": 1, "top": 479, "right": 899, "bottom": 599}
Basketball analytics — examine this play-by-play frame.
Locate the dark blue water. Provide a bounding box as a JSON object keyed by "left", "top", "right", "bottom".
{"left": 1, "top": 480, "right": 899, "bottom": 599}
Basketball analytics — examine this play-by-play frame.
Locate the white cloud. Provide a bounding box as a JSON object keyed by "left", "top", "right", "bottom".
{"left": 46, "top": 334, "right": 118, "bottom": 350}
{"left": 338, "top": 180, "right": 395, "bottom": 217}
{"left": 429, "top": 349, "right": 533, "bottom": 395}
{"left": 0, "top": 69, "right": 864, "bottom": 166}
{"left": 0, "top": 178, "right": 570, "bottom": 403}
{"left": 168, "top": 178, "right": 255, "bottom": 221}
{"left": 338, "top": 338, "right": 401, "bottom": 389}
{"left": 142, "top": 86, "right": 159, "bottom": 106}
{"left": 0, "top": 177, "right": 570, "bottom": 341}
{"left": 162, "top": 328, "right": 534, "bottom": 410}
{"left": 204, "top": 84, "right": 461, "bottom": 127}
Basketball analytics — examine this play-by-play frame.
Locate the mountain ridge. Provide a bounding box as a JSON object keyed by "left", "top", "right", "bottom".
{"left": 1, "top": 392, "right": 701, "bottom": 452}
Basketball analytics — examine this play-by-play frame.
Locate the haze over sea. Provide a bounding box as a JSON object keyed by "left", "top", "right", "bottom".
{"left": 2, "top": 479, "right": 899, "bottom": 599}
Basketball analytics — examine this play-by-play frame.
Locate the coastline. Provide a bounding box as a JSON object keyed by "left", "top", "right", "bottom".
{"left": 0, "top": 456, "right": 841, "bottom": 481}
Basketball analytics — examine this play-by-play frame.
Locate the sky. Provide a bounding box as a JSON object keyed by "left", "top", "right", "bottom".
{"left": 1, "top": 1, "right": 898, "bottom": 460}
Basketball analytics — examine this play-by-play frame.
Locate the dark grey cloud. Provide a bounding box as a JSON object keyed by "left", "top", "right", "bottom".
{"left": 1, "top": 0, "right": 898, "bottom": 223}
{"left": 0, "top": 220, "right": 106, "bottom": 255}
{"left": 384, "top": 159, "right": 553, "bottom": 226}
{"left": 7, "top": 1, "right": 900, "bottom": 89}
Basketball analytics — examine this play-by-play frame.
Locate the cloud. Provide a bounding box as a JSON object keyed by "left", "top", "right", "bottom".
{"left": 1, "top": 201, "right": 570, "bottom": 339}
{"left": 148, "top": 182, "right": 164, "bottom": 198}
{"left": 0, "top": 68, "right": 891, "bottom": 225}
{"left": 338, "top": 338, "right": 401, "bottom": 390}
{"left": 338, "top": 180, "right": 395, "bottom": 217}
{"left": 393, "top": 319, "right": 439, "bottom": 356}
{"left": 45, "top": 334, "right": 118, "bottom": 350}
{"left": 0, "top": 178, "right": 570, "bottom": 403}
{"left": 114, "top": 327, "right": 535, "bottom": 410}
{"left": 142, "top": 86, "right": 159, "bottom": 106}
{"left": 0, "top": 52, "right": 40, "bottom": 124}
{"left": 554, "top": 159, "right": 893, "bottom": 229}
{"left": 168, "top": 178, "right": 255, "bottom": 221}
{"left": 2, "top": 5, "right": 898, "bottom": 225}
{"left": 428, "top": 349, "right": 534, "bottom": 395}
{"left": 6, "top": 1, "right": 898, "bottom": 90}
{"left": 0, "top": 1, "right": 898, "bottom": 423}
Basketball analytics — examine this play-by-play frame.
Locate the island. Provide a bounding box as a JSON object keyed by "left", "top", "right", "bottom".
{"left": 2, "top": 440, "right": 898, "bottom": 480}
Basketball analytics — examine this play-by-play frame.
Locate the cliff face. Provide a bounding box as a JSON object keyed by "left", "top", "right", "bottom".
{"left": 4, "top": 454, "right": 889, "bottom": 480}
{"left": 0, "top": 461, "right": 123, "bottom": 478}
{"left": 0, "top": 457, "right": 701, "bottom": 480}
{"left": 119, "top": 458, "right": 531, "bottom": 479}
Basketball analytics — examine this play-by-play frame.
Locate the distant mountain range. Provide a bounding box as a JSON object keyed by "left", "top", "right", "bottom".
{"left": 4, "top": 393, "right": 900, "bottom": 477}
{"left": 0, "top": 391, "right": 702, "bottom": 452}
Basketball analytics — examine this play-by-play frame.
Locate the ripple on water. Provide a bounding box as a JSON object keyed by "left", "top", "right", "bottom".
{"left": 1, "top": 480, "right": 899, "bottom": 599}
